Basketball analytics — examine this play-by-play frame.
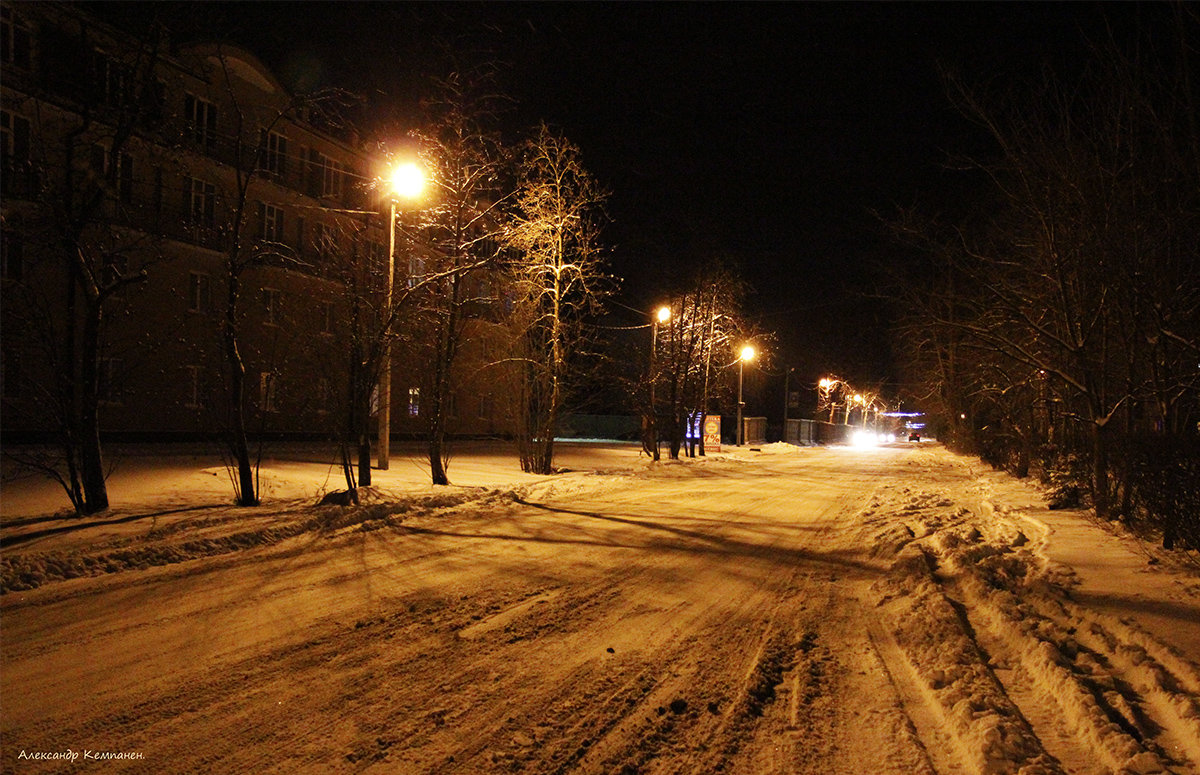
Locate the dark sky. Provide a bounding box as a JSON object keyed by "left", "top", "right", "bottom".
{"left": 97, "top": 1, "right": 1156, "bottom": 392}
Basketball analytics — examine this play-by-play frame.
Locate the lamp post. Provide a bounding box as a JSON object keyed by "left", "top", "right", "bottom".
{"left": 377, "top": 162, "right": 425, "bottom": 470}
{"left": 783, "top": 367, "right": 794, "bottom": 444}
{"left": 736, "top": 344, "right": 755, "bottom": 446}
{"left": 648, "top": 305, "right": 670, "bottom": 461}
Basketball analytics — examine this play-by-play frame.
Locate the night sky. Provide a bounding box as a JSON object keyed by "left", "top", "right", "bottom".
{"left": 96, "top": 2, "right": 1154, "bottom": 396}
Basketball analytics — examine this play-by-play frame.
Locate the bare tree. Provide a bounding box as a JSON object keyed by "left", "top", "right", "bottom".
{"left": 650, "top": 259, "right": 749, "bottom": 459}
{"left": 892, "top": 8, "right": 1199, "bottom": 545}
{"left": 406, "top": 68, "right": 510, "bottom": 485}
{"left": 179, "top": 44, "right": 359, "bottom": 506}
{"left": 2, "top": 11, "right": 167, "bottom": 514}
{"left": 325, "top": 209, "right": 488, "bottom": 496}
{"left": 505, "top": 124, "right": 612, "bottom": 475}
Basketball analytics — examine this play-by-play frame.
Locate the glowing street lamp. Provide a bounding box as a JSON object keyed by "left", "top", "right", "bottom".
{"left": 389, "top": 162, "right": 425, "bottom": 199}
{"left": 648, "top": 305, "right": 671, "bottom": 461}
{"left": 736, "top": 344, "right": 756, "bottom": 446}
{"left": 377, "top": 161, "right": 426, "bottom": 471}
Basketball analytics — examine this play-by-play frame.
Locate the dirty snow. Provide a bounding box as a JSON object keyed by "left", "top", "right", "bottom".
{"left": 1, "top": 441, "right": 1197, "bottom": 774}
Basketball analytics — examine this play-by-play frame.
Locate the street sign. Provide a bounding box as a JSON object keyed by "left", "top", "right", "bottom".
{"left": 704, "top": 414, "right": 721, "bottom": 452}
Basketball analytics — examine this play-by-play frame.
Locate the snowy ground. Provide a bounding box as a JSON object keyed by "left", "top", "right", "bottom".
{"left": 1, "top": 441, "right": 1198, "bottom": 774}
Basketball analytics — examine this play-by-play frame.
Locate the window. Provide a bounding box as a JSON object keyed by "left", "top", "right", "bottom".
{"left": 115, "top": 152, "right": 133, "bottom": 202}
{"left": 183, "top": 176, "right": 216, "bottom": 228}
{"left": 477, "top": 274, "right": 493, "bottom": 300}
{"left": 1, "top": 6, "right": 32, "bottom": 70}
{"left": 91, "top": 52, "right": 130, "bottom": 108}
{"left": 153, "top": 167, "right": 164, "bottom": 218}
{"left": 314, "top": 222, "right": 336, "bottom": 261}
{"left": 142, "top": 80, "right": 166, "bottom": 127}
{"left": 1, "top": 229, "right": 22, "bottom": 281}
{"left": 321, "top": 301, "right": 335, "bottom": 334}
{"left": 259, "top": 203, "right": 285, "bottom": 242}
{"left": 310, "top": 150, "right": 342, "bottom": 198}
{"left": 408, "top": 387, "right": 420, "bottom": 417}
{"left": 188, "top": 272, "right": 210, "bottom": 312}
{"left": 259, "top": 372, "right": 277, "bottom": 412}
{"left": 259, "top": 129, "right": 287, "bottom": 177}
{"left": 1, "top": 110, "right": 32, "bottom": 197}
{"left": 90, "top": 144, "right": 134, "bottom": 203}
{"left": 262, "top": 288, "right": 281, "bottom": 325}
{"left": 185, "top": 365, "right": 204, "bottom": 409}
{"left": 184, "top": 94, "right": 217, "bottom": 151}
{"left": 370, "top": 239, "right": 386, "bottom": 264}
{"left": 407, "top": 255, "right": 426, "bottom": 289}
{"left": 2, "top": 110, "right": 30, "bottom": 161}
{"left": 98, "top": 358, "right": 123, "bottom": 404}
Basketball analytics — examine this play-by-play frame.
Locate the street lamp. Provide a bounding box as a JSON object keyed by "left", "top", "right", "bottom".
{"left": 736, "top": 344, "right": 755, "bottom": 446}
{"left": 648, "top": 305, "right": 670, "bottom": 461}
{"left": 782, "top": 366, "right": 795, "bottom": 443}
{"left": 377, "top": 162, "right": 425, "bottom": 470}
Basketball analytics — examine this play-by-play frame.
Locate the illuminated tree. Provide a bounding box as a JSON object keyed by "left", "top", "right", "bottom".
{"left": 652, "top": 259, "right": 749, "bottom": 459}
{"left": 505, "top": 124, "right": 612, "bottom": 475}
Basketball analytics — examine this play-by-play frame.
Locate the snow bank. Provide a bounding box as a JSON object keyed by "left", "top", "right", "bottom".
{"left": 866, "top": 465, "right": 1200, "bottom": 774}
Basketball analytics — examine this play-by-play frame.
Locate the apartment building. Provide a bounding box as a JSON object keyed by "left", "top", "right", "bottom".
{"left": 1, "top": 2, "right": 513, "bottom": 442}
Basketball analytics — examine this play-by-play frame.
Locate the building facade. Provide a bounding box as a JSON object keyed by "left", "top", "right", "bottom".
{"left": 1, "top": 2, "right": 514, "bottom": 443}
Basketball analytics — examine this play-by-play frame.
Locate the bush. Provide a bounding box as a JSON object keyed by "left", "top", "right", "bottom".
{"left": 1041, "top": 449, "right": 1088, "bottom": 510}
{"left": 1119, "top": 435, "right": 1200, "bottom": 551}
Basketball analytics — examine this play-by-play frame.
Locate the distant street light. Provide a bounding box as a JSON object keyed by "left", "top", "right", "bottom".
{"left": 648, "top": 305, "right": 670, "bottom": 461}
{"left": 377, "top": 162, "right": 425, "bottom": 470}
{"left": 782, "top": 366, "right": 795, "bottom": 443}
{"left": 737, "top": 344, "right": 756, "bottom": 446}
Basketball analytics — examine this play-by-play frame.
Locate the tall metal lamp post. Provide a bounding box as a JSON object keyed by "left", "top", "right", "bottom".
{"left": 736, "top": 344, "right": 756, "bottom": 446}
{"left": 648, "top": 306, "right": 670, "bottom": 461}
{"left": 377, "top": 162, "right": 425, "bottom": 470}
{"left": 782, "top": 366, "right": 795, "bottom": 443}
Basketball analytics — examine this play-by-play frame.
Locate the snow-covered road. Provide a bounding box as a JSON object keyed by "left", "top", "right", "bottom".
{"left": 2, "top": 443, "right": 1198, "bottom": 773}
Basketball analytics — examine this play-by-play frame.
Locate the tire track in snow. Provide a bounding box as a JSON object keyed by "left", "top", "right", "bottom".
{"left": 867, "top": 619, "right": 961, "bottom": 775}
{"left": 1022, "top": 594, "right": 1200, "bottom": 772}
{"left": 943, "top": 488, "right": 1200, "bottom": 774}
{"left": 872, "top": 474, "right": 1199, "bottom": 775}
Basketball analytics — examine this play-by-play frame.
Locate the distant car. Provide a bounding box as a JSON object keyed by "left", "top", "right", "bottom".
{"left": 908, "top": 432, "right": 921, "bottom": 442}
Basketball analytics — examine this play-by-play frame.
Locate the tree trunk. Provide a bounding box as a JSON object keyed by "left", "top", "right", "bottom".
{"left": 1091, "top": 421, "right": 1112, "bottom": 519}
{"left": 358, "top": 436, "right": 372, "bottom": 487}
{"left": 77, "top": 301, "right": 109, "bottom": 513}
{"left": 224, "top": 273, "right": 258, "bottom": 507}
{"left": 1014, "top": 418, "right": 1032, "bottom": 479}
{"left": 538, "top": 434, "right": 555, "bottom": 476}
{"left": 429, "top": 427, "right": 449, "bottom": 484}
